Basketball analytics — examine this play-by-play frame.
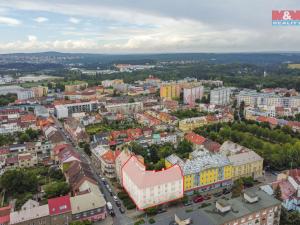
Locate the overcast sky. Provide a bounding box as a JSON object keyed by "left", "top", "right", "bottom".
{"left": 0, "top": 0, "right": 299, "bottom": 53}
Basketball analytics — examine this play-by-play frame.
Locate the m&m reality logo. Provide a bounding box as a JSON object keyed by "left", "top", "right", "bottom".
{"left": 272, "top": 10, "right": 300, "bottom": 26}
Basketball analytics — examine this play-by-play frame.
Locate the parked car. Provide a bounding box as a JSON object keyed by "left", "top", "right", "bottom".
{"left": 106, "top": 202, "right": 113, "bottom": 211}
{"left": 183, "top": 201, "right": 193, "bottom": 206}
{"left": 157, "top": 208, "right": 167, "bottom": 214}
{"left": 109, "top": 210, "right": 115, "bottom": 217}
{"left": 119, "top": 207, "right": 125, "bottom": 214}
{"left": 213, "top": 192, "right": 223, "bottom": 198}
{"left": 193, "top": 196, "right": 204, "bottom": 203}
{"left": 116, "top": 201, "right": 121, "bottom": 207}
{"left": 223, "top": 189, "right": 231, "bottom": 195}
{"left": 113, "top": 196, "right": 118, "bottom": 202}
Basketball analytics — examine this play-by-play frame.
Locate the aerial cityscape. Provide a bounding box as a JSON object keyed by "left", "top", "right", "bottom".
{"left": 0, "top": 1, "right": 300, "bottom": 225}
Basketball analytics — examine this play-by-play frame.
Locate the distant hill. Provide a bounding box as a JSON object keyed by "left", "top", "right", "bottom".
{"left": 1, "top": 52, "right": 300, "bottom": 65}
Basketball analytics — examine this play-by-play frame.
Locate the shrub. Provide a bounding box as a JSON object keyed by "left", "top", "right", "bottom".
{"left": 148, "top": 218, "right": 156, "bottom": 224}
{"left": 134, "top": 219, "right": 145, "bottom": 225}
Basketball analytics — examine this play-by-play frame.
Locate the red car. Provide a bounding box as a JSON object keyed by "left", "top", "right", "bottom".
{"left": 193, "top": 196, "right": 204, "bottom": 203}
{"left": 203, "top": 195, "right": 211, "bottom": 200}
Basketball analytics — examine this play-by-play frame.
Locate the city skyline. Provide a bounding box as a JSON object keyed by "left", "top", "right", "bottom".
{"left": 0, "top": 0, "right": 299, "bottom": 53}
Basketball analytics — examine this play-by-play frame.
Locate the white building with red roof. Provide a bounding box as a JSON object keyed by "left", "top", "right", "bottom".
{"left": 122, "top": 155, "right": 183, "bottom": 210}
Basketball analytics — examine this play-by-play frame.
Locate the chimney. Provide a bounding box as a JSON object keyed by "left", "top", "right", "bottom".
{"left": 216, "top": 199, "right": 231, "bottom": 213}
{"left": 244, "top": 191, "right": 259, "bottom": 203}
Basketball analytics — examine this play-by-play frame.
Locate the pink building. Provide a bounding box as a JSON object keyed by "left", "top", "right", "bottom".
{"left": 122, "top": 156, "right": 183, "bottom": 210}
{"left": 183, "top": 86, "right": 204, "bottom": 106}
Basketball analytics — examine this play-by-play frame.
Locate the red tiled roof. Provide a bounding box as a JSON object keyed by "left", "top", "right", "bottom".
{"left": 18, "top": 154, "right": 32, "bottom": 161}
{"left": 53, "top": 144, "right": 72, "bottom": 156}
{"left": 48, "top": 195, "right": 71, "bottom": 215}
{"left": 5, "top": 157, "right": 18, "bottom": 164}
{"left": 203, "top": 139, "right": 221, "bottom": 153}
{"left": 58, "top": 148, "right": 81, "bottom": 163}
{"left": 287, "top": 121, "right": 300, "bottom": 128}
{"left": 20, "top": 114, "right": 36, "bottom": 123}
{"left": 257, "top": 116, "right": 278, "bottom": 125}
{"left": 0, "top": 148, "right": 9, "bottom": 155}
{"left": 101, "top": 150, "right": 121, "bottom": 163}
{"left": 185, "top": 132, "right": 206, "bottom": 145}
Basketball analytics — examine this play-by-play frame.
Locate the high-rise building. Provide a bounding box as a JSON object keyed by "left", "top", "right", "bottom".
{"left": 210, "top": 87, "right": 231, "bottom": 106}
{"left": 31, "top": 86, "right": 48, "bottom": 98}
{"left": 183, "top": 85, "right": 204, "bottom": 105}
{"left": 160, "top": 83, "right": 181, "bottom": 100}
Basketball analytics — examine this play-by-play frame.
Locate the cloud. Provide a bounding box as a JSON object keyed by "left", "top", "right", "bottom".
{"left": 34, "top": 16, "right": 48, "bottom": 23}
{"left": 0, "top": 16, "right": 21, "bottom": 26}
{"left": 69, "top": 17, "right": 80, "bottom": 24}
{"left": 27, "top": 35, "right": 37, "bottom": 42}
{"left": 0, "top": 0, "right": 299, "bottom": 53}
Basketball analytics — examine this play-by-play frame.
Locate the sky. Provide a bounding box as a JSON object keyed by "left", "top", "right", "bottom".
{"left": 0, "top": 0, "right": 299, "bottom": 53}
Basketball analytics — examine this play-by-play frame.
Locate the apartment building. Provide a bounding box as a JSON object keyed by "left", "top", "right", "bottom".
{"left": 220, "top": 141, "right": 264, "bottom": 180}
{"left": 18, "top": 153, "right": 38, "bottom": 168}
{"left": 48, "top": 196, "right": 72, "bottom": 225}
{"left": 31, "top": 86, "right": 48, "bottom": 98}
{"left": 54, "top": 100, "right": 98, "bottom": 119}
{"left": 165, "top": 151, "right": 233, "bottom": 193}
{"left": 210, "top": 87, "right": 231, "bottom": 106}
{"left": 171, "top": 190, "right": 281, "bottom": 225}
{"left": 105, "top": 102, "right": 143, "bottom": 114}
{"left": 64, "top": 81, "right": 88, "bottom": 92}
{"left": 183, "top": 85, "right": 204, "bottom": 105}
{"left": 10, "top": 200, "right": 50, "bottom": 225}
{"left": 122, "top": 155, "right": 183, "bottom": 210}
{"left": 160, "top": 83, "right": 181, "bottom": 100}
{"left": 70, "top": 182, "right": 106, "bottom": 222}
{"left": 178, "top": 116, "right": 207, "bottom": 132}
{"left": 101, "top": 79, "right": 124, "bottom": 88}
{"left": 237, "top": 90, "right": 300, "bottom": 108}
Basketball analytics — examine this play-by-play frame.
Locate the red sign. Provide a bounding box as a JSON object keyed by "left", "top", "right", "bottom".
{"left": 272, "top": 10, "right": 300, "bottom": 20}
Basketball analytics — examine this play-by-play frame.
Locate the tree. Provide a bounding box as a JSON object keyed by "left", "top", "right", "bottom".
{"left": 26, "top": 128, "right": 40, "bottom": 140}
{"left": 232, "top": 179, "right": 244, "bottom": 198}
{"left": 48, "top": 167, "right": 64, "bottom": 180}
{"left": 274, "top": 186, "right": 282, "bottom": 201}
{"left": 44, "top": 181, "right": 70, "bottom": 198}
{"left": 0, "top": 169, "right": 38, "bottom": 196}
{"left": 145, "top": 207, "right": 158, "bottom": 216}
{"left": 19, "top": 133, "right": 30, "bottom": 143}
{"left": 83, "top": 143, "right": 91, "bottom": 156}
{"left": 0, "top": 93, "right": 17, "bottom": 106}
{"left": 176, "top": 140, "right": 193, "bottom": 157}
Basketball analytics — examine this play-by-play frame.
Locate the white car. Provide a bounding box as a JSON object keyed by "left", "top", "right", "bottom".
{"left": 113, "top": 196, "right": 118, "bottom": 202}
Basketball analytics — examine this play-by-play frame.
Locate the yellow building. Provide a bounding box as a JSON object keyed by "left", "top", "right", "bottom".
{"left": 31, "top": 86, "right": 48, "bottom": 97}
{"left": 160, "top": 83, "right": 181, "bottom": 100}
{"left": 165, "top": 151, "right": 233, "bottom": 193}
{"left": 178, "top": 116, "right": 207, "bottom": 132}
{"left": 65, "top": 81, "right": 88, "bottom": 92}
{"left": 220, "top": 141, "right": 264, "bottom": 180}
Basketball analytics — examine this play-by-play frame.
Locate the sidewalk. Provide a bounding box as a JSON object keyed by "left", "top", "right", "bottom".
{"left": 94, "top": 217, "right": 113, "bottom": 225}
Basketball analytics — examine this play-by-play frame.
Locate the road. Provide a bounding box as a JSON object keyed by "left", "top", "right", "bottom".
{"left": 52, "top": 116, "right": 133, "bottom": 225}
